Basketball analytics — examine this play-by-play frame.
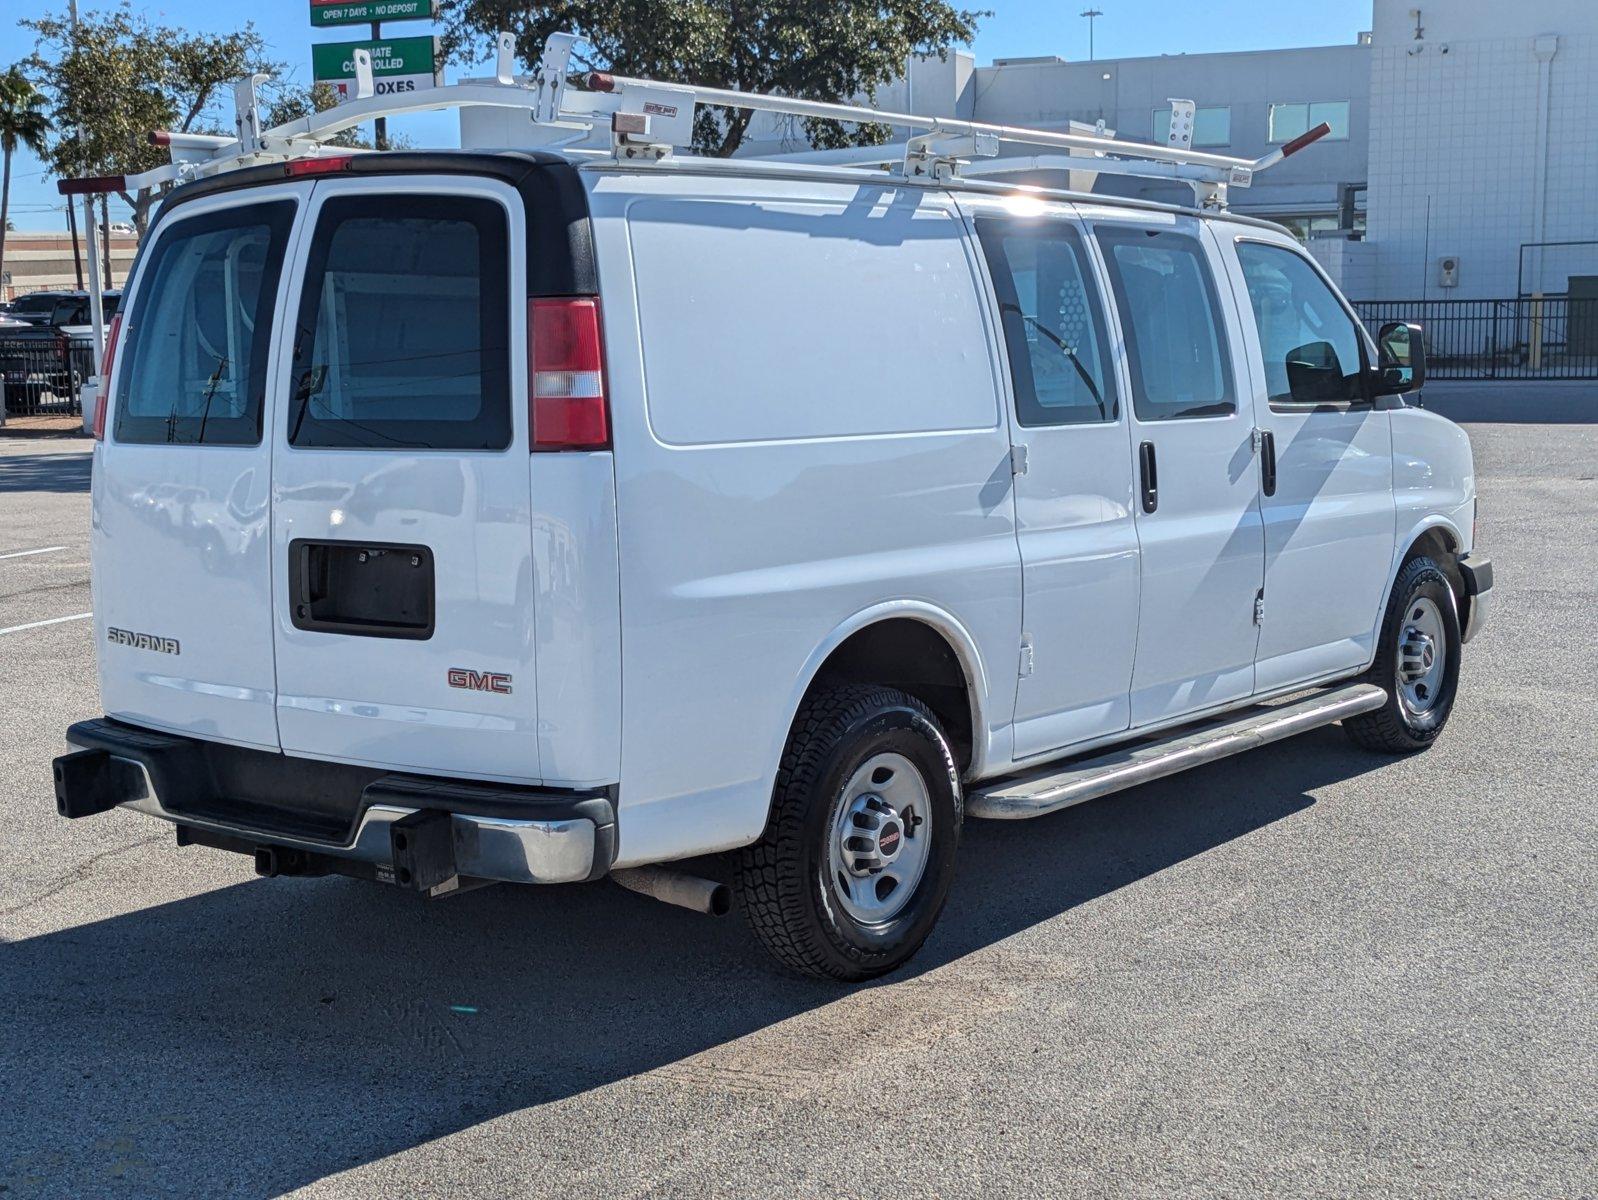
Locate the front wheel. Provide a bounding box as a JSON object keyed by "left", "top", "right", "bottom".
{"left": 736, "top": 685, "right": 962, "bottom": 981}
{"left": 1345, "top": 555, "right": 1462, "bottom": 753}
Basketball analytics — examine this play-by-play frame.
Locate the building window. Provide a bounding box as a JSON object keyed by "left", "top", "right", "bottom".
{"left": 1262, "top": 214, "right": 1359, "bottom": 242}
{"left": 1269, "top": 100, "right": 1349, "bottom": 143}
{"left": 1152, "top": 106, "right": 1231, "bottom": 147}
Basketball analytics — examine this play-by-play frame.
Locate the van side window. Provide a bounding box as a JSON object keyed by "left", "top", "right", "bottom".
{"left": 1095, "top": 228, "right": 1235, "bottom": 421}
{"left": 1236, "top": 241, "right": 1366, "bottom": 407}
{"left": 288, "top": 195, "right": 511, "bottom": 451}
{"left": 113, "top": 202, "right": 294, "bottom": 446}
{"left": 976, "top": 219, "right": 1118, "bottom": 426}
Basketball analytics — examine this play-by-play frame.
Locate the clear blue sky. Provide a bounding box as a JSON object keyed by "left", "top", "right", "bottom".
{"left": 2, "top": 0, "right": 1372, "bottom": 228}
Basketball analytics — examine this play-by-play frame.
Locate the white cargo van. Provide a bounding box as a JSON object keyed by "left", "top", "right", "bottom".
{"left": 54, "top": 50, "right": 1491, "bottom": 979}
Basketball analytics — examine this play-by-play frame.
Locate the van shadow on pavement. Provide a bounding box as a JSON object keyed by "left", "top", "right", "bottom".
{"left": 1, "top": 727, "right": 1384, "bottom": 1196}
{"left": 0, "top": 451, "right": 92, "bottom": 495}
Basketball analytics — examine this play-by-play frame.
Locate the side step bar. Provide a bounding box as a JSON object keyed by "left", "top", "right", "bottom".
{"left": 969, "top": 683, "right": 1386, "bottom": 820}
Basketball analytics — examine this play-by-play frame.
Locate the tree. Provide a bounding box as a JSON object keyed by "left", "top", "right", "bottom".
{"left": 0, "top": 67, "right": 51, "bottom": 298}
{"left": 24, "top": 4, "right": 278, "bottom": 238}
{"left": 437, "top": 0, "right": 983, "bottom": 156}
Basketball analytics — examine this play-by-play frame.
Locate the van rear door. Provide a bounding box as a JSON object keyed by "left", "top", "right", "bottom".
{"left": 268, "top": 176, "right": 544, "bottom": 781}
{"left": 93, "top": 184, "right": 306, "bottom": 749}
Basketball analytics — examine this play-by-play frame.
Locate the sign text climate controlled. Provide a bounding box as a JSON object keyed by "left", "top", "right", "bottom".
{"left": 311, "top": 36, "right": 438, "bottom": 81}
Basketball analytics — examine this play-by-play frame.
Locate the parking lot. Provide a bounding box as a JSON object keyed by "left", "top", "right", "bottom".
{"left": 1, "top": 388, "right": 1593, "bottom": 1198}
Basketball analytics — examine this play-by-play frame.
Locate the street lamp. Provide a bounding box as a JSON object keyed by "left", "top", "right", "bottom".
{"left": 1081, "top": 8, "right": 1104, "bottom": 61}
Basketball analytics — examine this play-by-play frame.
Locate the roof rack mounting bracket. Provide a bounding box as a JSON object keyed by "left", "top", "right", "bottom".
{"left": 231, "top": 74, "right": 271, "bottom": 157}
{"left": 610, "top": 112, "right": 670, "bottom": 161}
{"left": 902, "top": 130, "right": 999, "bottom": 183}
{"left": 353, "top": 48, "right": 375, "bottom": 101}
{"left": 534, "top": 30, "right": 579, "bottom": 124}
{"left": 494, "top": 30, "right": 517, "bottom": 86}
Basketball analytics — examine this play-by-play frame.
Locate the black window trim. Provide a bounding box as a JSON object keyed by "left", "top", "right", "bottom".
{"left": 1092, "top": 223, "right": 1238, "bottom": 424}
{"left": 1232, "top": 234, "right": 1374, "bottom": 414}
{"left": 285, "top": 190, "right": 515, "bottom": 454}
{"left": 975, "top": 215, "right": 1122, "bottom": 429}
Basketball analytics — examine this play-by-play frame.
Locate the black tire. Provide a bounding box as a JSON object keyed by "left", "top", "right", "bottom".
{"left": 736, "top": 684, "right": 962, "bottom": 982}
{"left": 1345, "top": 555, "right": 1462, "bottom": 754}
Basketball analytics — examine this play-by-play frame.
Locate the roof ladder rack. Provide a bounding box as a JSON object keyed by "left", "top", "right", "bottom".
{"left": 82, "top": 31, "right": 1333, "bottom": 210}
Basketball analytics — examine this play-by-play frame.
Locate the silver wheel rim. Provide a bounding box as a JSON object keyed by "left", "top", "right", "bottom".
{"left": 827, "top": 751, "right": 932, "bottom": 925}
{"left": 1396, "top": 596, "right": 1447, "bottom": 718}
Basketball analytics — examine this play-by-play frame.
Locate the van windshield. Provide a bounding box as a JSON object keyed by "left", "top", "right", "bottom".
{"left": 113, "top": 203, "right": 294, "bottom": 446}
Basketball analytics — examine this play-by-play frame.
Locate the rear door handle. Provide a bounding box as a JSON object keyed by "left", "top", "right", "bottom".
{"left": 1138, "top": 441, "right": 1158, "bottom": 513}
{"left": 1259, "top": 429, "right": 1278, "bottom": 497}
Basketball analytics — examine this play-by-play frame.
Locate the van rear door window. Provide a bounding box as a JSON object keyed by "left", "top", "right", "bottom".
{"left": 287, "top": 195, "right": 511, "bottom": 451}
{"left": 1095, "top": 228, "right": 1235, "bottom": 421}
{"left": 113, "top": 202, "right": 293, "bottom": 446}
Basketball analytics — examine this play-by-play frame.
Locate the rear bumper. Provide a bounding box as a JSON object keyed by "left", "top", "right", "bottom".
{"left": 1460, "top": 553, "right": 1493, "bottom": 644}
{"left": 54, "top": 718, "right": 616, "bottom": 890}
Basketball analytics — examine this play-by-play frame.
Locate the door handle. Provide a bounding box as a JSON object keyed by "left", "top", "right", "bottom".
{"left": 1138, "top": 441, "right": 1158, "bottom": 513}
{"left": 1259, "top": 429, "right": 1278, "bottom": 497}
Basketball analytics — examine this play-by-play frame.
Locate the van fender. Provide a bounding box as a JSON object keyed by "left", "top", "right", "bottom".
{"left": 767, "top": 600, "right": 995, "bottom": 799}
{"left": 1363, "top": 513, "right": 1466, "bottom": 665}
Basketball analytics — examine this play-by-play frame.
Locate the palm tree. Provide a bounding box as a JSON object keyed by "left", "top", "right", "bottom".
{"left": 0, "top": 68, "right": 51, "bottom": 302}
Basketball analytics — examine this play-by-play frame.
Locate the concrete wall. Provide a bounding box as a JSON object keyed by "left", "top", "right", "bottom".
{"left": 2, "top": 231, "right": 138, "bottom": 301}
{"left": 1364, "top": 0, "right": 1598, "bottom": 299}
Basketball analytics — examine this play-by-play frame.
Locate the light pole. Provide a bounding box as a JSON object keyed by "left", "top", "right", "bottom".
{"left": 1080, "top": 8, "right": 1104, "bottom": 61}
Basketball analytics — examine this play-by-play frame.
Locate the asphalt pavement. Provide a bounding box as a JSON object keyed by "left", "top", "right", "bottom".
{"left": 1, "top": 388, "right": 1593, "bottom": 1198}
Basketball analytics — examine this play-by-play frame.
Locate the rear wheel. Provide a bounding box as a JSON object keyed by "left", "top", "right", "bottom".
{"left": 736, "top": 685, "right": 961, "bottom": 981}
{"left": 1345, "top": 555, "right": 1462, "bottom": 753}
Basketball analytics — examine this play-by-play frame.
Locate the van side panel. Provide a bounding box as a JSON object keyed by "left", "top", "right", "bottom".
{"left": 591, "top": 174, "right": 1021, "bottom": 866}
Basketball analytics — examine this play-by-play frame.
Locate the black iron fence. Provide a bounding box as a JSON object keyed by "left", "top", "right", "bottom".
{"left": 0, "top": 333, "right": 95, "bottom": 417}
{"left": 1352, "top": 296, "right": 1598, "bottom": 381}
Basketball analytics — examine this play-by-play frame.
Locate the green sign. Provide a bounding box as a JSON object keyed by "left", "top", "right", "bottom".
{"left": 310, "top": 0, "right": 436, "bottom": 27}
{"left": 312, "top": 36, "right": 440, "bottom": 101}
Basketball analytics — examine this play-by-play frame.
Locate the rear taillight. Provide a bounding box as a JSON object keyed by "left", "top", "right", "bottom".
{"left": 529, "top": 297, "right": 609, "bottom": 451}
{"left": 94, "top": 314, "right": 122, "bottom": 441}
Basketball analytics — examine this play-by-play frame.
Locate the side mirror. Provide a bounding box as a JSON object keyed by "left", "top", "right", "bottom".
{"left": 1374, "top": 321, "right": 1425, "bottom": 398}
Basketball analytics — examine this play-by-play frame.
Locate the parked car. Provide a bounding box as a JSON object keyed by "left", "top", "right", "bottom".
{"left": 54, "top": 149, "right": 1489, "bottom": 980}
{"left": 1, "top": 290, "right": 120, "bottom": 412}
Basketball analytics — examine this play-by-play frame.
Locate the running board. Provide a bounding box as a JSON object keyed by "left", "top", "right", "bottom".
{"left": 968, "top": 683, "right": 1386, "bottom": 820}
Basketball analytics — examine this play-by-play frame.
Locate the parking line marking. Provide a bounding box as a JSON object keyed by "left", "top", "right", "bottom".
{"left": 0, "top": 546, "right": 67, "bottom": 561}
{"left": 0, "top": 612, "right": 92, "bottom": 636}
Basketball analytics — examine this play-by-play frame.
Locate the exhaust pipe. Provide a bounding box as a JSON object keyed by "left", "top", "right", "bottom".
{"left": 611, "top": 867, "right": 731, "bottom": 916}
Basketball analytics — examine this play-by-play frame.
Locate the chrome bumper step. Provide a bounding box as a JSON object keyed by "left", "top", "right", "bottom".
{"left": 969, "top": 683, "right": 1386, "bottom": 820}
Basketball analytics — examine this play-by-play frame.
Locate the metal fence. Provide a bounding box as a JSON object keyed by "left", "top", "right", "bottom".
{"left": 0, "top": 334, "right": 95, "bottom": 417}
{"left": 1352, "top": 296, "right": 1598, "bottom": 381}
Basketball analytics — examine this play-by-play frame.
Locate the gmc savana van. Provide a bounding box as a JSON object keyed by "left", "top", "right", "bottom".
{"left": 53, "top": 56, "right": 1491, "bottom": 980}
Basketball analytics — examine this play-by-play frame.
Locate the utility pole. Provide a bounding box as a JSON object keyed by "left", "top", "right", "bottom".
{"left": 66, "top": 197, "right": 84, "bottom": 289}
{"left": 1080, "top": 8, "right": 1104, "bottom": 61}
{"left": 372, "top": 20, "right": 388, "bottom": 150}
